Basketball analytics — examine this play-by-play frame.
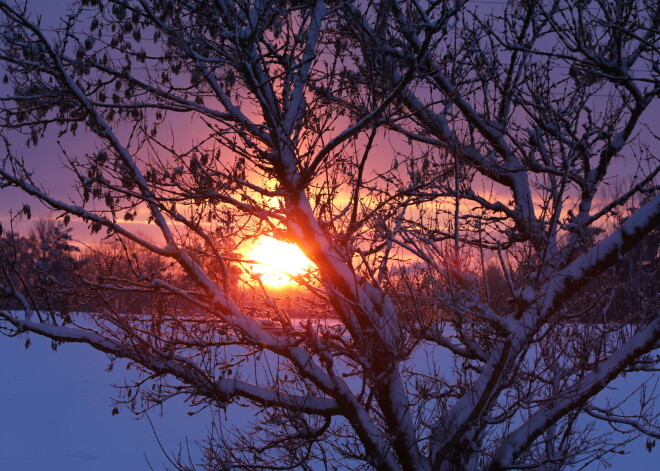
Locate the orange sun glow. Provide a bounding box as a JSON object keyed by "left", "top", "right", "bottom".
{"left": 247, "top": 236, "right": 313, "bottom": 288}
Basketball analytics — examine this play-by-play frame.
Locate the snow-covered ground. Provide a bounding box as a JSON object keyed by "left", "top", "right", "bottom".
{"left": 0, "top": 335, "right": 210, "bottom": 471}
{"left": 0, "top": 334, "right": 657, "bottom": 470}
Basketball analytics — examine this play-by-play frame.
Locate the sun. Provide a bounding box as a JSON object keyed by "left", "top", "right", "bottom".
{"left": 247, "top": 236, "right": 313, "bottom": 288}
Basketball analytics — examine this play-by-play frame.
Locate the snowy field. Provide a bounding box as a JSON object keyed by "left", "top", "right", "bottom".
{"left": 0, "top": 335, "right": 210, "bottom": 471}
{"left": 0, "top": 333, "right": 657, "bottom": 470}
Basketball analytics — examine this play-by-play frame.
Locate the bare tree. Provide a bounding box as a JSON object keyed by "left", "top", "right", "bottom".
{"left": 0, "top": 1, "right": 658, "bottom": 470}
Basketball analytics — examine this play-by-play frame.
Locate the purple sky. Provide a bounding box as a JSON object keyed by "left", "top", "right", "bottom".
{"left": 1, "top": 0, "right": 658, "bottom": 237}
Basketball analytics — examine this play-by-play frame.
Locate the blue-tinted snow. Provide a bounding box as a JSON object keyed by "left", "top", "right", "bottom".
{"left": 0, "top": 333, "right": 656, "bottom": 470}
{"left": 0, "top": 334, "right": 212, "bottom": 471}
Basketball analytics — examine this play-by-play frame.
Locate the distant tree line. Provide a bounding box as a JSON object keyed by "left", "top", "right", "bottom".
{"left": 0, "top": 219, "right": 195, "bottom": 317}
{"left": 2, "top": 217, "right": 655, "bottom": 324}
{"left": 0, "top": 219, "right": 83, "bottom": 318}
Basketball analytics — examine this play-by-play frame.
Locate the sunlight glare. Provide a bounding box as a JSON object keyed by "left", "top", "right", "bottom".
{"left": 248, "top": 237, "right": 313, "bottom": 288}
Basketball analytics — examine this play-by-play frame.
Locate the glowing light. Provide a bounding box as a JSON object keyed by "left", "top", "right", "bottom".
{"left": 247, "top": 236, "right": 313, "bottom": 288}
